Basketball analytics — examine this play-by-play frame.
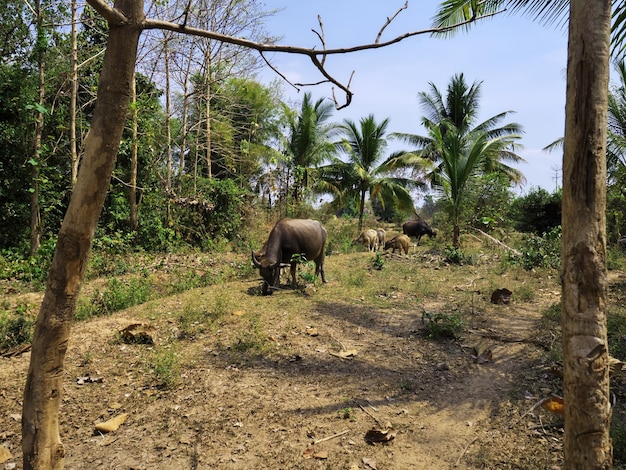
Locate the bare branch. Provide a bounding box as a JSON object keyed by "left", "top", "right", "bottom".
{"left": 315, "top": 15, "right": 327, "bottom": 67}
{"left": 140, "top": 9, "right": 503, "bottom": 109}
{"left": 86, "top": 0, "right": 127, "bottom": 25}
{"left": 259, "top": 52, "right": 300, "bottom": 93}
{"left": 376, "top": 1, "right": 409, "bottom": 44}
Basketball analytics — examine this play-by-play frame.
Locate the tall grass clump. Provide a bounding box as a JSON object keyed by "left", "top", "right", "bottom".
{"left": 75, "top": 276, "right": 153, "bottom": 321}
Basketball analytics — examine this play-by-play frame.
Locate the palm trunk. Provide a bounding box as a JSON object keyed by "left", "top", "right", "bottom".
{"left": 561, "top": 0, "right": 612, "bottom": 467}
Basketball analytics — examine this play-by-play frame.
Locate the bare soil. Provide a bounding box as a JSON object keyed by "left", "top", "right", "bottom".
{"left": 0, "top": 248, "right": 610, "bottom": 469}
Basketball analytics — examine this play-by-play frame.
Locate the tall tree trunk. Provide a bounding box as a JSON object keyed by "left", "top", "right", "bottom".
{"left": 204, "top": 46, "right": 212, "bottom": 179}
{"left": 21, "top": 1, "right": 143, "bottom": 468}
{"left": 129, "top": 74, "right": 139, "bottom": 232}
{"left": 70, "top": 0, "right": 79, "bottom": 188}
{"left": 30, "top": 0, "right": 45, "bottom": 257}
{"left": 561, "top": 1, "right": 612, "bottom": 468}
{"left": 164, "top": 37, "right": 173, "bottom": 222}
{"left": 358, "top": 189, "right": 366, "bottom": 232}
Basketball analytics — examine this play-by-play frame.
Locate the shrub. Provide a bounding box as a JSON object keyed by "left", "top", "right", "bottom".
{"left": 509, "top": 226, "right": 562, "bottom": 270}
{"left": 0, "top": 307, "right": 34, "bottom": 349}
{"left": 421, "top": 311, "right": 463, "bottom": 339}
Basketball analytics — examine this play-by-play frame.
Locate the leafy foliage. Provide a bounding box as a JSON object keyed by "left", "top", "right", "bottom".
{"left": 0, "top": 306, "right": 34, "bottom": 350}
{"left": 509, "top": 226, "right": 562, "bottom": 270}
{"left": 421, "top": 311, "right": 464, "bottom": 339}
{"left": 511, "top": 187, "right": 562, "bottom": 235}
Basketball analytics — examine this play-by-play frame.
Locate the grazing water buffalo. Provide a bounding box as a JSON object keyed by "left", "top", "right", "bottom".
{"left": 352, "top": 229, "right": 379, "bottom": 252}
{"left": 384, "top": 234, "right": 411, "bottom": 255}
{"left": 376, "top": 228, "right": 386, "bottom": 248}
{"left": 402, "top": 220, "right": 437, "bottom": 244}
{"left": 252, "top": 218, "right": 327, "bottom": 295}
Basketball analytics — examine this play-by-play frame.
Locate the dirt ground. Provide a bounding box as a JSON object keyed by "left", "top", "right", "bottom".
{"left": 0, "top": 250, "right": 595, "bottom": 469}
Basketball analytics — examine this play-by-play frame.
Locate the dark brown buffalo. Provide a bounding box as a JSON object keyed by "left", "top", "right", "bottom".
{"left": 252, "top": 218, "right": 327, "bottom": 295}
{"left": 402, "top": 220, "right": 437, "bottom": 244}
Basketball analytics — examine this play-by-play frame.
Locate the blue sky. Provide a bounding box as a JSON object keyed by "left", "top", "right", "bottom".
{"left": 258, "top": 1, "right": 569, "bottom": 194}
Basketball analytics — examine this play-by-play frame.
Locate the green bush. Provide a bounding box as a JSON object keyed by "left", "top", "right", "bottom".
{"left": 509, "top": 226, "right": 562, "bottom": 270}
{"left": 421, "top": 311, "right": 464, "bottom": 339}
{"left": 76, "top": 276, "right": 153, "bottom": 321}
{"left": 0, "top": 308, "right": 34, "bottom": 349}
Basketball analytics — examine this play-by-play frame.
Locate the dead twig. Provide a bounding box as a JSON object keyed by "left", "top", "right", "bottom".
{"left": 454, "top": 437, "right": 478, "bottom": 467}
{"left": 313, "top": 429, "right": 349, "bottom": 444}
{"left": 470, "top": 227, "right": 521, "bottom": 255}
{"left": 356, "top": 402, "right": 383, "bottom": 427}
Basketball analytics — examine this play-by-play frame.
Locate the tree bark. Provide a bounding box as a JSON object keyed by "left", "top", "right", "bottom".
{"left": 561, "top": 1, "right": 612, "bottom": 468}
{"left": 21, "top": 0, "right": 143, "bottom": 468}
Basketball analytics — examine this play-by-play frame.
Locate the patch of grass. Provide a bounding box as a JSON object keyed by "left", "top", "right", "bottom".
{"left": 421, "top": 311, "right": 464, "bottom": 339}
{"left": 75, "top": 276, "right": 153, "bottom": 321}
{"left": 515, "top": 283, "right": 535, "bottom": 302}
{"left": 612, "top": 416, "right": 626, "bottom": 465}
{"left": 230, "top": 316, "right": 268, "bottom": 357}
{"left": 608, "top": 307, "right": 626, "bottom": 360}
{"left": 0, "top": 306, "right": 34, "bottom": 350}
{"left": 371, "top": 252, "right": 385, "bottom": 270}
{"left": 337, "top": 406, "right": 356, "bottom": 421}
{"left": 543, "top": 302, "right": 561, "bottom": 323}
{"left": 150, "top": 347, "right": 180, "bottom": 389}
{"left": 344, "top": 270, "right": 366, "bottom": 288}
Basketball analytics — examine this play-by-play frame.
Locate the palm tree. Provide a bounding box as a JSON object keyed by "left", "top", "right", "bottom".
{"left": 318, "top": 114, "right": 420, "bottom": 231}
{"left": 283, "top": 92, "right": 338, "bottom": 208}
{"left": 391, "top": 74, "right": 524, "bottom": 247}
{"left": 607, "top": 60, "right": 626, "bottom": 184}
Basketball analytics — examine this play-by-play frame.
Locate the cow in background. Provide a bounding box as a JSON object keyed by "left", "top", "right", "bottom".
{"left": 384, "top": 234, "right": 411, "bottom": 255}
{"left": 402, "top": 220, "right": 437, "bottom": 245}
{"left": 375, "top": 228, "right": 386, "bottom": 249}
{"left": 352, "top": 229, "right": 379, "bottom": 252}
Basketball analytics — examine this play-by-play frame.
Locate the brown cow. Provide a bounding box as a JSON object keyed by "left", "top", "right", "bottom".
{"left": 384, "top": 234, "right": 411, "bottom": 255}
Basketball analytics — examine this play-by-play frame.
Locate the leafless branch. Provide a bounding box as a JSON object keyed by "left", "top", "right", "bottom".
{"left": 88, "top": 0, "right": 504, "bottom": 109}
{"left": 376, "top": 1, "right": 409, "bottom": 44}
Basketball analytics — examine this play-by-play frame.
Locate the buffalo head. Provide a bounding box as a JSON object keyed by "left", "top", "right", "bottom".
{"left": 251, "top": 249, "right": 288, "bottom": 295}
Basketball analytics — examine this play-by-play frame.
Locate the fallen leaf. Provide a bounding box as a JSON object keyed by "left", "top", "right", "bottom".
{"left": 0, "top": 446, "right": 13, "bottom": 464}
{"left": 364, "top": 427, "right": 397, "bottom": 444}
{"left": 306, "top": 327, "right": 319, "bottom": 337}
{"left": 541, "top": 396, "right": 565, "bottom": 415}
{"left": 76, "top": 375, "right": 104, "bottom": 385}
{"left": 94, "top": 413, "right": 128, "bottom": 433}
{"left": 302, "top": 447, "right": 315, "bottom": 459}
{"left": 362, "top": 456, "right": 378, "bottom": 469}
{"left": 609, "top": 355, "right": 625, "bottom": 377}
{"left": 338, "top": 349, "right": 357, "bottom": 358}
{"left": 312, "top": 450, "right": 328, "bottom": 459}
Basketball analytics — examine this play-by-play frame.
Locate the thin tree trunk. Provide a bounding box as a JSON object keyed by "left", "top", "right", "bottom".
{"left": 561, "top": 1, "right": 612, "bottom": 468}
{"left": 70, "top": 0, "right": 79, "bottom": 188}
{"left": 30, "top": 0, "right": 45, "bottom": 257}
{"left": 164, "top": 38, "right": 172, "bottom": 222}
{"left": 22, "top": 1, "right": 143, "bottom": 467}
{"left": 358, "top": 189, "right": 366, "bottom": 232}
{"left": 204, "top": 69, "right": 212, "bottom": 179}
{"left": 129, "top": 74, "right": 139, "bottom": 232}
